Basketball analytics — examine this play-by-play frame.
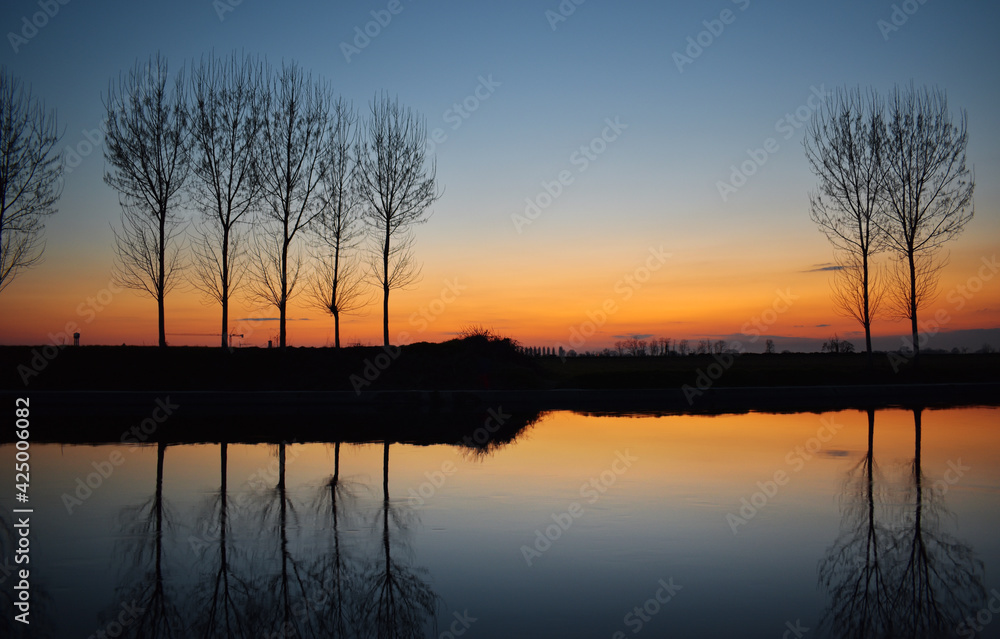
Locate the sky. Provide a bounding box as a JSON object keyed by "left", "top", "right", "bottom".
{"left": 0, "top": 0, "right": 997, "bottom": 351}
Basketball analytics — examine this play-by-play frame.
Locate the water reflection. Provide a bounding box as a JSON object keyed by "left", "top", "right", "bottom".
{"left": 309, "top": 441, "right": 360, "bottom": 637}
{"left": 192, "top": 441, "right": 253, "bottom": 637}
{"left": 358, "top": 441, "right": 437, "bottom": 638}
{"left": 112, "top": 441, "right": 184, "bottom": 636}
{"left": 3, "top": 406, "right": 998, "bottom": 638}
{"left": 818, "top": 408, "right": 987, "bottom": 638}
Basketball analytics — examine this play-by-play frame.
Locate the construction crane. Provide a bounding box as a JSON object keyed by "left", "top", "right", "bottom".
{"left": 166, "top": 333, "right": 246, "bottom": 347}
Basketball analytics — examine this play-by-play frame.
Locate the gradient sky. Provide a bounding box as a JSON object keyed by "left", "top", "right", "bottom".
{"left": 0, "top": 0, "right": 997, "bottom": 350}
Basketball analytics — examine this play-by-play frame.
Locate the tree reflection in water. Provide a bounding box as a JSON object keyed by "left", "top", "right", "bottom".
{"left": 307, "top": 440, "right": 364, "bottom": 636}
{"left": 819, "top": 408, "right": 986, "bottom": 638}
{"left": 357, "top": 440, "right": 438, "bottom": 638}
{"left": 110, "top": 442, "right": 184, "bottom": 637}
{"left": 191, "top": 441, "right": 254, "bottom": 637}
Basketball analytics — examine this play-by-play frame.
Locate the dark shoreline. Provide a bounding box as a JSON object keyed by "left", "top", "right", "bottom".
{"left": 4, "top": 382, "right": 997, "bottom": 446}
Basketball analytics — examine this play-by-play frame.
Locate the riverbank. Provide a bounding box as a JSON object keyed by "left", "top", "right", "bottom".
{"left": 2, "top": 383, "right": 997, "bottom": 446}
{"left": 2, "top": 340, "right": 998, "bottom": 392}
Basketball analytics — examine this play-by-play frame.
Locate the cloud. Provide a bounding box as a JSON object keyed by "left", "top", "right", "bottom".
{"left": 234, "top": 317, "right": 312, "bottom": 322}
{"left": 803, "top": 263, "right": 845, "bottom": 273}
{"left": 612, "top": 334, "right": 655, "bottom": 340}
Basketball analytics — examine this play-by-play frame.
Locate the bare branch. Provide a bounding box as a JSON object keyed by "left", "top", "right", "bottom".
{"left": 104, "top": 53, "right": 190, "bottom": 346}
{"left": 356, "top": 92, "right": 440, "bottom": 346}
{"left": 253, "top": 61, "right": 332, "bottom": 347}
{"left": 0, "top": 66, "right": 62, "bottom": 293}
{"left": 189, "top": 51, "right": 266, "bottom": 347}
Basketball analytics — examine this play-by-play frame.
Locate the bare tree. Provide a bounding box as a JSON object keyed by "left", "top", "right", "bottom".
{"left": 822, "top": 334, "right": 855, "bottom": 353}
{"left": 309, "top": 98, "right": 368, "bottom": 348}
{"left": 356, "top": 93, "right": 440, "bottom": 346}
{"left": 250, "top": 62, "right": 331, "bottom": 348}
{"left": 0, "top": 66, "right": 62, "bottom": 294}
{"left": 110, "top": 199, "right": 186, "bottom": 323}
{"left": 104, "top": 54, "right": 190, "bottom": 347}
{"left": 189, "top": 52, "right": 265, "bottom": 348}
{"left": 830, "top": 251, "right": 885, "bottom": 350}
{"left": 804, "top": 87, "right": 887, "bottom": 365}
{"left": 885, "top": 250, "right": 944, "bottom": 344}
{"left": 880, "top": 85, "right": 974, "bottom": 362}
{"left": 678, "top": 339, "right": 689, "bottom": 356}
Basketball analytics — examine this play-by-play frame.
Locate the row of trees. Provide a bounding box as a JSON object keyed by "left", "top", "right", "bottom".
{"left": 104, "top": 52, "right": 439, "bottom": 348}
{"left": 805, "top": 85, "right": 974, "bottom": 365}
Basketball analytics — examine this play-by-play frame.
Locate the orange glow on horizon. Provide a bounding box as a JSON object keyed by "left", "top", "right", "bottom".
{"left": 1, "top": 233, "right": 996, "bottom": 350}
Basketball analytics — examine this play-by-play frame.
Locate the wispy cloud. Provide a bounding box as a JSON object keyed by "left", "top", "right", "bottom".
{"left": 803, "top": 263, "right": 845, "bottom": 273}
{"left": 234, "top": 317, "right": 312, "bottom": 322}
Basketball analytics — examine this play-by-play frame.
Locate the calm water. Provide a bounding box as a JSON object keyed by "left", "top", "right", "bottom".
{"left": 2, "top": 407, "right": 999, "bottom": 638}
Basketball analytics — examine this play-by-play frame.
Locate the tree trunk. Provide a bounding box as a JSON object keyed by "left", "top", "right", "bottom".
{"left": 158, "top": 209, "right": 167, "bottom": 348}
{"left": 862, "top": 250, "right": 873, "bottom": 368}
{"left": 908, "top": 249, "right": 919, "bottom": 364}
{"left": 382, "top": 221, "right": 391, "bottom": 347}
{"left": 280, "top": 233, "right": 289, "bottom": 349}
{"left": 221, "top": 225, "right": 230, "bottom": 349}
{"left": 333, "top": 310, "right": 341, "bottom": 349}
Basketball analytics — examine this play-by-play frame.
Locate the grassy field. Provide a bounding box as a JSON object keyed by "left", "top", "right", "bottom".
{"left": 537, "top": 351, "right": 1000, "bottom": 389}
{"left": 2, "top": 337, "right": 998, "bottom": 392}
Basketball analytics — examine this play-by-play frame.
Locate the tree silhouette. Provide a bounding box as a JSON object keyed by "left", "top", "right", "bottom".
{"left": 804, "top": 87, "right": 887, "bottom": 365}
{"left": 104, "top": 54, "right": 190, "bottom": 347}
{"left": 110, "top": 442, "right": 185, "bottom": 637}
{"left": 251, "top": 62, "right": 331, "bottom": 348}
{"left": 886, "top": 409, "right": 985, "bottom": 637}
{"left": 307, "top": 441, "right": 364, "bottom": 636}
{"left": 818, "top": 409, "right": 987, "bottom": 638}
{"left": 879, "top": 86, "right": 974, "bottom": 362}
{"left": 310, "top": 99, "right": 369, "bottom": 348}
{"left": 244, "top": 442, "right": 321, "bottom": 637}
{"left": 357, "top": 93, "right": 440, "bottom": 347}
{"left": 818, "top": 410, "right": 894, "bottom": 637}
{"left": 189, "top": 52, "right": 266, "bottom": 349}
{"left": 357, "top": 441, "right": 438, "bottom": 638}
{"left": 0, "top": 66, "right": 62, "bottom": 295}
{"left": 189, "top": 442, "right": 255, "bottom": 637}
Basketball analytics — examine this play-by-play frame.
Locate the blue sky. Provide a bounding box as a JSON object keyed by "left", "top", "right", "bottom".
{"left": 1, "top": 0, "right": 998, "bottom": 348}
